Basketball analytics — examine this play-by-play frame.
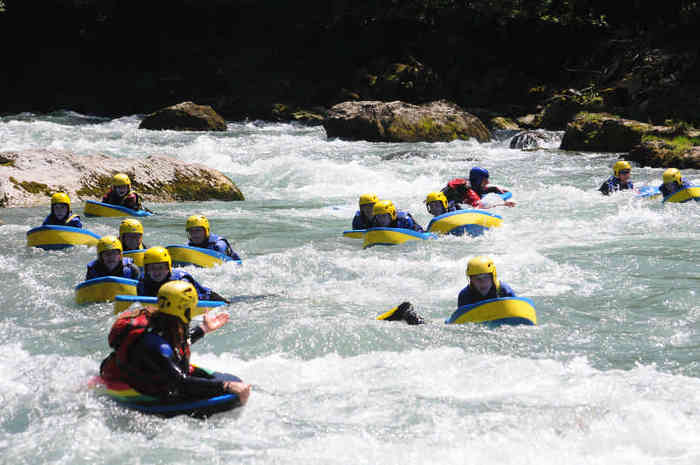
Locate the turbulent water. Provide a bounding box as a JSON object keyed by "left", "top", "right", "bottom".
{"left": 1, "top": 111, "right": 699, "bottom": 464}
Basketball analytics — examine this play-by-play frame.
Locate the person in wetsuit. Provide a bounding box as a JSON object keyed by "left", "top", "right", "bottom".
{"left": 185, "top": 214, "right": 240, "bottom": 260}
{"left": 599, "top": 160, "right": 634, "bottom": 195}
{"left": 119, "top": 218, "right": 147, "bottom": 251}
{"left": 659, "top": 168, "right": 692, "bottom": 197}
{"left": 43, "top": 192, "right": 83, "bottom": 228}
{"left": 85, "top": 236, "right": 140, "bottom": 280}
{"left": 137, "top": 246, "right": 228, "bottom": 302}
{"left": 425, "top": 191, "right": 461, "bottom": 217}
{"left": 369, "top": 200, "right": 424, "bottom": 232}
{"left": 99, "top": 280, "right": 251, "bottom": 405}
{"left": 352, "top": 193, "right": 379, "bottom": 229}
{"left": 441, "top": 167, "right": 516, "bottom": 209}
{"left": 101, "top": 173, "right": 142, "bottom": 210}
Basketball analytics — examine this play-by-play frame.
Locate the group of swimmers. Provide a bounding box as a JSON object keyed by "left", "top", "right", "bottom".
{"left": 352, "top": 166, "right": 517, "bottom": 232}
{"left": 40, "top": 173, "right": 252, "bottom": 404}
{"left": 598, "top": 162, "right": 692, "bottom": 197}
{"left": 356, "top": 161, "right": 695, "bottom": 325}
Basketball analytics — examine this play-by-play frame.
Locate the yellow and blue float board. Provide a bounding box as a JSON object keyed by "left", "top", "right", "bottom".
{"left": 26, "top": 225, "right": 101, "bottom": 250}
{"left": 426, "top": 209, "right": 502, "bottom": 236}
{"left": 84, "top": 200, "right": 153, "bottom": 218}
{"left": 75, "top": 276, "right": 138, "bottom": 304}
{"left": 445, "top": 297, "right": 537, "bottom": 327}
{"left": 166, "top": 245, "right": 241, "bottom": 268}
{"left": 362, "top": 227, "right": 437, "bottom": 249}
{"left": 122, "top": 249, "right": 145, "bottom": 268}
{"left": 663, "top": 186, "right": 700, "bottom": 203}
{"left": 113, "top": 294, "right": 227, "bottom": 314}
{"left": 342, "top": 229, "right": 366, "bottom": 239}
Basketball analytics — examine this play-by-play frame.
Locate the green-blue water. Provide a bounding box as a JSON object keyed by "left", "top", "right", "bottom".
{"left": 1, "top": 112, "right": 699, "bottom": 464}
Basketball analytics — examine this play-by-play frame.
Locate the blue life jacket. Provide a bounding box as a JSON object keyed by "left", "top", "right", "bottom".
{"left": 189, "top": 234, "right": 240, "bottom": 260}
{"left": 43, "top": 213, "right": 83, "bottom": 228}
{"left": 457, "top": 281, "right": 516, "bottom": 307}
{"left": 599, "top": 176, "right": 633, "bottom": 195}
{"left": 446, "top": 201, "right": 462, "bottom": 212}
{"left": 86, "top": 257, "right": 140, "bottom": 280}
{"left": 352, "top": 210, "right": 372, "bottom": 230}
{"left": 137, "top": 269, "right": 213, "bottom": 299}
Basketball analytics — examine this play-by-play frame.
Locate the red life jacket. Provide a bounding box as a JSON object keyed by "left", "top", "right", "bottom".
{"left": 101, "top": 308, "right": 193, "bottom": 393}
{"left": 442, "top": 178, "right": 481, "bottom": 207}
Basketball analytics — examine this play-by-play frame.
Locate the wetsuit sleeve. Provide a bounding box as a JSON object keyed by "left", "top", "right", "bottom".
{"left": 352, "top": 211, "right": 367, "bottom": 230}
{"left": 407, "top": 214, "right": 424, "bottom": 232}
{"left": 102, "top": 190, "right": 111, "bottom": 203}
{"left": 128, "top": 263, "right": 141, "bottom": 280}
{"left": 86, "top": 262, "right": 98, "bottom": 280}
{"left": 123, "top": 193, "right": 141, "bottom": 210}
{"left": 484, "top": 185, "right": 507, "bottom": 194}
{"left": 181, "top": 273, "right": 213, "bottom": 300}
{"left": 67, "top": 216, "right": 83, "bottom": 228}
{"left": 457, "top": 286, "right": 471, "bottom": 307}
{"left": 189, "top": 326, "right": 205, "bottom": 344}
{"left": 599, "top": 180, "right": 611, "bottom": 195}
{"left": 137, "top": 334, "right": 227, "bottom": 399}
{"left": 42, "top": 215, "right": 52, "bottom": 226}
{"left": 498, "top": 282, "right": 516, "bottom": 297}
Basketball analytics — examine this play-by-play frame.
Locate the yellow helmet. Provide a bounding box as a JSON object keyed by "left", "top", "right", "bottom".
{"left": 662, "top": 168, "right": 682, "bottom": 185}
{"left": 372, "top": 200, "right": 397, "bottom": 221}
{"left": 157, "top": 280, "right": 198, "bottom": 325}
{"left": 186, "top": 214, "right": 210, "bottom": 237}
{"left": 112, "top": 173, "right": 131, "bottom": 187}
{"left": 119, "top": 218, "right": 144, "bottom": 235}
{"left": 359, "top": 193, "right": 379, "bottom": 206}
{"left": 143, "top": 246, "right": 172, "bottom": 271}
{"left": 613, "top": 160, "right": 631, "bottom": 177}
{"left": 425, "top": 191, "right": 448, "bottom": 210}
{"left": 51, "top": 192, "right": 71, "bottom": 205}
{"left": 97, "top": 235, "right": 123, "bottom": 255}
{"left": 466, "top": 256, "right": 499, "bottom": 292}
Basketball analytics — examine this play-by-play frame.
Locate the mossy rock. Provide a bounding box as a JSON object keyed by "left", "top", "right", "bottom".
{"left": 560, "top": 112, "right": 659, "bottom": 152}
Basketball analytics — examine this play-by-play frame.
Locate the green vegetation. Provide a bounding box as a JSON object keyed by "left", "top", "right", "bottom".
{"left": 642, "top": 134, "right": 700, "bottom": 154}
{"left": 9, "top": 177, "right": 51, "bottom": 195}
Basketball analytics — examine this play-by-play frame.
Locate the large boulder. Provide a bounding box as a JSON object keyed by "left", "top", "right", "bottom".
{"left": 139, "top": 101, "right": 227, "bottom": 131}
{"left": 0, "top": 149, "right": 243, "bottom": 208}
{"left": 560, "top": 112, "right": 668, "bottom": 152}
{"left": 509, "top": 130, "right": 557, "bottom": 150}
{"left": 323, "top": 100, "right": 490, "bottom": 143}
{"left": 628, "top": 139, "right": 700, "bottom": 169}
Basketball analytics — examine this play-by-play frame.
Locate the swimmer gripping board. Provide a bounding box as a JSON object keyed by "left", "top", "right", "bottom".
{"left": 635, "top": 185, "right": 662, "bottom": 199}
{"left": 26, "top": 225, "right": 101, "bottom": 250}
{"left": 445, "top": 297, "right": 537, "bottom": 327}
{"left": 166, "top": 245, "right": 241, "bottom": 269}
{"left": 426, "top": 209, "right": 503, "bottom": 236}
{"left": 83, "top": 200, "right": 153, "bottom": 218}
{"left": 663, "top": 186, "right": 700, "bottom": 203}
{"left": 342, "top": 229, "right": 366, "bottom": 239}
{"left": 89, "top": 368, "right": 242, "bottom": 418}
{"left": 75, "top": 276, "right": 138, "bottom": 304}
{"left": 113, "top": 294, "right": 227, "bottom": 315}
{"left": 362, "top": 227, "right": 437, "bottom": 249}
{"left": 122, "top": 249, "right": 145, "bottom": 268}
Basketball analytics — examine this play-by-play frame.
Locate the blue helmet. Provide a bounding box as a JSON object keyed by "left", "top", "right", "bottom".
{"left": 469, "top": 167, "right": 489, "bottom": 188}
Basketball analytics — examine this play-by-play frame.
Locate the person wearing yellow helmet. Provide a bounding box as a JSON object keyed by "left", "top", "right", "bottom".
{"left": 370, "top": 200, "right": 424, "bottom": 231}
{"left": 352, "top": 193, "right": 379, "bottom": 229}
{"left": 441, "top": 167, "right": 516, "bottom": 209}
{"left": 425, "top": 191, "right": 462, "bottom": 217}
{"left": 86, "top": 235, "right": 140, "bottom": 280}
{"left": 118, "top": 218, "right": 147, "bottom": 251}
{"left": 137, "top": 246, "right": 228, "bottom": 302}
{"left": 101, "top": 173, "right": 143, "bottom": 210}
{"left": 99, "top": 280, "right": 251, "bottom": 405}
{"left": 186, "top": 214, "right": 240, "bottom": 260}
{"left": 42, "top": 192, "right": 83, "bottom": 228}
{"left": 458, "top": 256, "right": 516, "bottom": 307}
{"left": 599, "top": 160, "right": 634, "bottom": 195}
{"left": 659, "top": 168, "right": 691, "bottom": 197}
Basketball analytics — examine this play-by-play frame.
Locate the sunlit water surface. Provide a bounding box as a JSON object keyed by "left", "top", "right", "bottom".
{"left": 1, "top": 112, "right": 699, "bottom": 464}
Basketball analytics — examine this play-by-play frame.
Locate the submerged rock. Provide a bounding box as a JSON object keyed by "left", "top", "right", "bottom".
{"left": 139, "top": 101, "right": 227, "bottom": 131}
{"left": 509, "top": 130, "right": 556, "bottom": 150}
{"left": 323, "top": 100, "right": 490, "bottom": 143}
{"left": 0, "top": 149, "right": 243, "bottom": 208}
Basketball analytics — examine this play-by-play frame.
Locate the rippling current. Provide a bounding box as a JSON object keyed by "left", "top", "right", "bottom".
{"left": 1, "top": 111, "right": 699, "bottom": 464}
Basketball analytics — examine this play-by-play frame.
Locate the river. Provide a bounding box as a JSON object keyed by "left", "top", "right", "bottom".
{"left": 1, "top": 111, "right": 699, "bottom": 464}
